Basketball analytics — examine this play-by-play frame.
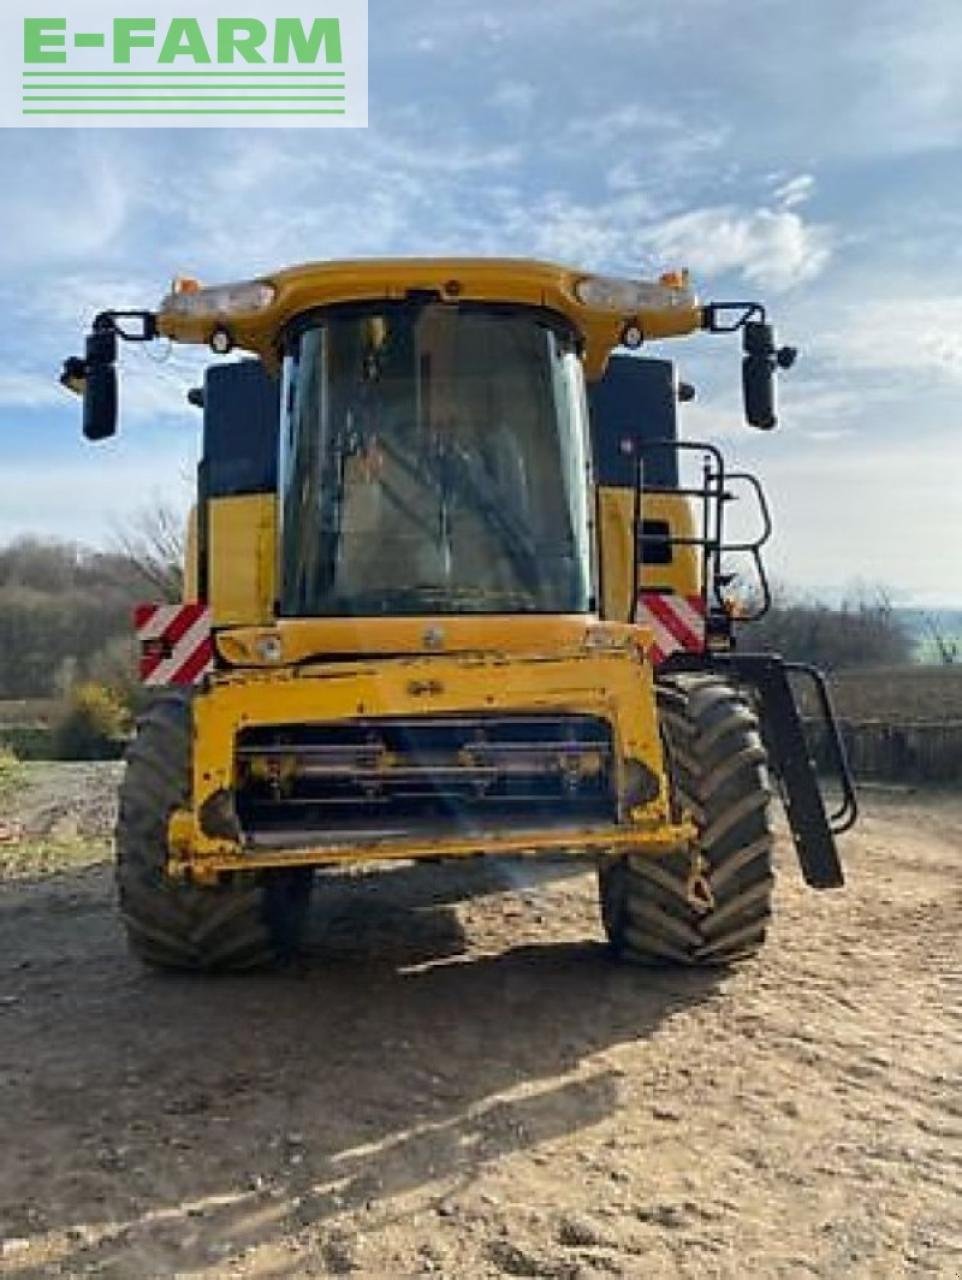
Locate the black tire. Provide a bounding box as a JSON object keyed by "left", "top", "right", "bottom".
{"left": 600, "top": 672, "right": 774, "bottom": 965}
{"left": 116, "top": 690, "right": 312, "bottom": 971}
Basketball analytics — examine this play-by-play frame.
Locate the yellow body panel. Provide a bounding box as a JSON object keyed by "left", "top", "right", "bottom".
{"left": 215, "top": 614, "right": 651, "bottom": 666}
{"left": 168, "top": 645, "right": 688, "bottom": 878}
{"left": 157, "top": 257, "right": 703, "bottom": 380}
{"left": 169, "top": 812, "right": 694, "bottom": 879}
{"left": 207, "top": 493, "right": 276, "bottom": 626}
{"left": 598, "top": 487, "right": 702, "bottom": 621}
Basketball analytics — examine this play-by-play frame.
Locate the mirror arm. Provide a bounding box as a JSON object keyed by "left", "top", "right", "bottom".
{"left": 92, "top": 309, "right": 158, "bottom": 343}
{"left": 59, "top": 310, "right": 158, "bottom": 396}
{"left": 702, "top": 301, "right": 767, "bottom": 333}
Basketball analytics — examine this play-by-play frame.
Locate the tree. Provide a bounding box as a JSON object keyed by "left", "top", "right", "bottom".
{"left": 0, "top": 520, "right": 185, "bottom": 700}
{"left": 921, "top": 613, "right": 959, "bottom": 666}
{"left": 746, "top": 582, "right": 912, "bottom": 671}
{"left": 111, "top": 500, "right": 187, "bottom": 603}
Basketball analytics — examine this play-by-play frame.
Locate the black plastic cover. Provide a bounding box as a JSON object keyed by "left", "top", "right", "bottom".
{"left": 202, "top": 360, "right": 281, "bottom": 497}
{"left": 588, "top": 355, "right": 679, "bottom": 489}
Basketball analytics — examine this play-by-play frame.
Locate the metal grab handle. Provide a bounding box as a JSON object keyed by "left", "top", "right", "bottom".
{"left": 722, "top": 470, "right": 773, "bottom": 551}
{"left": 629, "top": 439, "right": 776, "bottom": 627}
{"left": 783, "top": 661, "right": 859, "bottom": 833}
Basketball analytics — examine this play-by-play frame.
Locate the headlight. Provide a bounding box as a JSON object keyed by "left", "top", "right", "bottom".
{"left": 160, "top": 278, "right": 277, "bottom": 318}
{"left": 254, "top": 632, "right": 284, "bottom": 663}
{"left": 574, "top": 273, "right": 695, "bottom": 312}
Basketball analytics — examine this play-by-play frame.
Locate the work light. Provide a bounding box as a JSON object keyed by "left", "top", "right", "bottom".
{"left": 574, "top": 273, "right": 695, "bottom": 312}
{"left": 160, "top": 279, "right": 277, "bottom": 319}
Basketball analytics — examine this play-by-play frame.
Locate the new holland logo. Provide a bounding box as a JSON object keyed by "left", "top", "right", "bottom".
{"left": 1, "top": 2, "right": 368, "bottom": 128}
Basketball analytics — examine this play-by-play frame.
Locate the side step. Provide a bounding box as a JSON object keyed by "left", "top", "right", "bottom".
{"left": 663, "top": 652, "right": 856, "bottom": 889}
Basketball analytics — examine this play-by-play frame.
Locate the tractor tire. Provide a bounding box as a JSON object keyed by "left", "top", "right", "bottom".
{"left": 599, "top": 672, "right": 774, "bottom": 966}
{"left": 116, "top": 690, "right": 312, "bottom": 971}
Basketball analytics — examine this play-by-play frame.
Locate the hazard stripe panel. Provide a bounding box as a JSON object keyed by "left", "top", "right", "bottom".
{"left": 134, "top": 603, "right": 213, "bottom": 687}
{"left": 636, "top": 593, "right": 706, "bottom": 665}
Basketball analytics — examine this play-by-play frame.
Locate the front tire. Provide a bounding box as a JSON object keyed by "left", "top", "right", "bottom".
{"left": 116, "top": 691, "right": 312, "bottom": 971}
{"left": 600, "top": 672, "right": 774, "bottom": 965}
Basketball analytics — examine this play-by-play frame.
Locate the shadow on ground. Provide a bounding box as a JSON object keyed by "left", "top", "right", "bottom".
{"left": 0, "top": 857, "right": 725, "bottom": 1277}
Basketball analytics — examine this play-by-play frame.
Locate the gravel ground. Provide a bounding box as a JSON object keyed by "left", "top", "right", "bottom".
{"left": 0, "top": 766, "right": 959, "bottom": 1278}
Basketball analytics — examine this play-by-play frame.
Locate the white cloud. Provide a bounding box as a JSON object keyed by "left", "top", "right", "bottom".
{"left": 773, "top": 174, "right": 816, "bottom": 210}
{"left": 29, "top": 274, "right": 161, "bottom": 329}
{"left": 0, "top": 373, "right": 69, "bottom": 412}
{"left": 573, "top": 104, "right": 729, "bottom": 167}
{"left": 818, "top": 298, "right": 962, "bottom": 386}
{"left": 0, "top": 448, "right": 196, "bottom": 549}
{"left": 0, "top": 137, "right": 131, "bottom": 270}
{"left": 842, "top": 2, "right": 962, "bottom": 154}
{"left": 643, "top": 206, "right": 833, "bottom": 292}
{"left": 489, "top": 81, "right": 538, "bottom": 113}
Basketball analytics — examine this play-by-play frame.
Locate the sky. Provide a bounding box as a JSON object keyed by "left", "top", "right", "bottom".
{"left": 1, "top": 0, "right": 960, "bottom": 605}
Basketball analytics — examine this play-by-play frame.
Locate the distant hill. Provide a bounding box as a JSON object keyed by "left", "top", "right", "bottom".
{"left": 897, "top": 609, "right": 962, "bottom": 664}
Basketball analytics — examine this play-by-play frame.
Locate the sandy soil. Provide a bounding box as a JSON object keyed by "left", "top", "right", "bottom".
{"left": 0, "top": 767, "right": 959, "bottom": 1279}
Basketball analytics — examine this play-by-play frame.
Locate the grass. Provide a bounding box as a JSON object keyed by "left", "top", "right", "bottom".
{"left": 0, "top": 752, "right": 114, "bottom": 880}
{"left": 826, "top": 666, "right": 962, "bottom": 723}
{"left": 0, "top": 749, "right": 22, "bottom": 799}
{"left": 0, "top": 836, "right": 111, "bottom": 881}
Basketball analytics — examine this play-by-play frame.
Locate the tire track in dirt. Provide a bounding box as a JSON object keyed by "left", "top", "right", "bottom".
{"left": 0, "top": 776, "right": 959, "bottom": 1278}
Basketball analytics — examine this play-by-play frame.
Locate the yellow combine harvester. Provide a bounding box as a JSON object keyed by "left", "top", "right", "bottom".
{"left": 61, "top": 258, "right": 856, "bottom": 970}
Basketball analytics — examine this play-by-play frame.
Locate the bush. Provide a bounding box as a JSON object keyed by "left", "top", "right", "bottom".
{"left": 0, "top": 726, "right": 54, "bottom": 760}
{"left": 53, "top": 683, "right": 130, "bottom": 761}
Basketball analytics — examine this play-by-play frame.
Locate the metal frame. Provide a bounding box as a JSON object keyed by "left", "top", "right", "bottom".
{"left": 631, "top": 438, "right": 773, "bottom": 632}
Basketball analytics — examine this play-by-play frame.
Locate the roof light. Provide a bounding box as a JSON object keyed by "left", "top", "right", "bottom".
{"left": 160, "top": 278, "right": 277, "bottom": 319}
{"left": 574, "top": 273, "right": 695, "bottom": 312}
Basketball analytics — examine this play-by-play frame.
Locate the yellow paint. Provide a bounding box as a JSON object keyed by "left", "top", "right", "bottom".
{"left": 167, "top": 646, "right": 681, "bottom": 875}
{"left": 206, "top": 493, "right": 276, "bottom": 626}
{"left": 598, "top": 487, "right": 702, "bottom": 621}
{"left": 214, "top": 614, "right": 651, "bottom": 666}
{"left": 170, "top": 813, "right": 695, "bottom": 882}
{"left": 156, "top": 257, "right": 703, "bottom": 381}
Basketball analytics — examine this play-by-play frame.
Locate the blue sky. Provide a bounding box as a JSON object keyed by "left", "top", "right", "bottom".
{"left": 1, "top": 0, "right": 960, "bottom": 604}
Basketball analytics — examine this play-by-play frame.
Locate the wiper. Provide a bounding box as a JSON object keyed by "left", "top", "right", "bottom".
{"left": 376, "top": 435, "right": 543, "bottom": 593}
{"left": 442, "top": 443, "right": 544, "bottom": 592}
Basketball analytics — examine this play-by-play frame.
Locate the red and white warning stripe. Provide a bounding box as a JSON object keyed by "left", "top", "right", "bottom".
{"left": 636, "top": 592, "right": 706, "bottom": 665}
{"left": 134, "top": 603, "right": 214, "bottom": 687}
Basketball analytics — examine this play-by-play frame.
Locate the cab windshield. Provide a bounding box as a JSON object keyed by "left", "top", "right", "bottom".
{"left": 278, "top": 302, "right": 593, "bottom": 617}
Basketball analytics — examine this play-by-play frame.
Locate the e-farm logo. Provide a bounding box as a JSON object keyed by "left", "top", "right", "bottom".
{"left": 0, "top": 2, "right": 367, "bottom": 128}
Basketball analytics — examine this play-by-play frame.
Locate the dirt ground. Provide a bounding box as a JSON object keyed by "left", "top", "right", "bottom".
{"left": 0, "top": 765, "right": 959, "bottom": 1279}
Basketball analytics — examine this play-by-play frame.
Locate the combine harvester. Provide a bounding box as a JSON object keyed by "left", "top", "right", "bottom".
{"left": 60, "top": 258, "right": 856, "bottom": 970}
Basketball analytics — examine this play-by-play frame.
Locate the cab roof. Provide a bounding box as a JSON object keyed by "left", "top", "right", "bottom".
{"left": 156, "top": 256, "right": 704, "bottom": 379}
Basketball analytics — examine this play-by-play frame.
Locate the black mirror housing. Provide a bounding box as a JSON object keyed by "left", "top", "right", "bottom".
{"left": 82, "top": 361, "right": 118, "bottom": 441}
{"left": 81, "top": 323, "right": 119, "bottom": 441}
{"left": 743, "top": 354, "right": 777, "bottom": 430}
{"left": 742, "top": 321, "right": 778, "bottom": 430}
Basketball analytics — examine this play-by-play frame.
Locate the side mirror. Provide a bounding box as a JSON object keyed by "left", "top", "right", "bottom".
{"left": 82, "top": 324, "right": 118, "bottom": 441}
{"left": 743, "top": 352, "right": 776, "bottom": 430}
{"left": 741, "top": 320, "right": 797, "bottom": 430}
{"left": 83, "top": 362, "right": 118, "bottom": 441}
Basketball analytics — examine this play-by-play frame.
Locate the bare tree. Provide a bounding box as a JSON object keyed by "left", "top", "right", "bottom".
{"left": 748, "top": 581, "right": 912, "bottom": 671}
{"left": 112, "top": 501, "right": 187, "bottom": 603}
{"left": 922, "top": 613, "right": 959, "bottom": 665}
